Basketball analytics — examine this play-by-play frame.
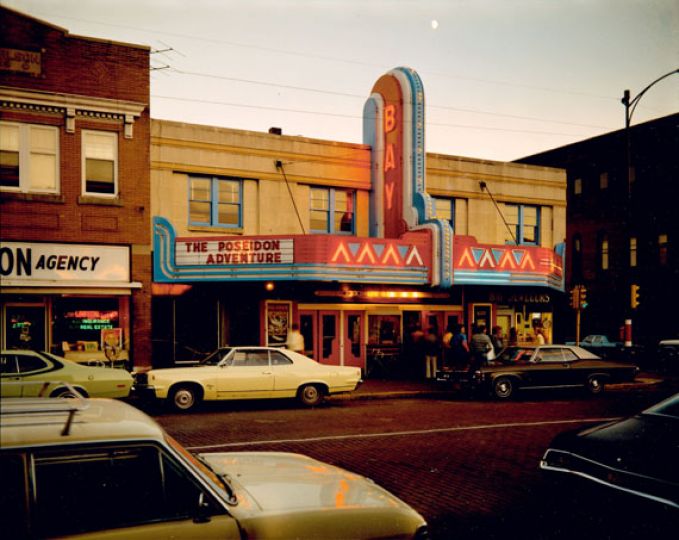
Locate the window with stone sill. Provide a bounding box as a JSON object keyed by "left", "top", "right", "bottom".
{"left": 0, "top": 121, "right": 59, "bottom": 194}
{"left": 82, "top": 130, "right": 118, "bottom": 197}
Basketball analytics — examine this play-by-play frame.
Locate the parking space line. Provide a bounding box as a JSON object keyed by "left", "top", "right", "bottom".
{"left": 185, "top": 417, "right": 619, "bottom": 451}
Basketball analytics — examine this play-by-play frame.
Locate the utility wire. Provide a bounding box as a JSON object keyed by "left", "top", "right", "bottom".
{"left": 479, "top": 181, "right": 517, "bottom": 245}
{"left": 275, "top": 160, "right": 306, "bottom": 234}
{"left": 152, "top": 94, "right": 592, "bottom": 137}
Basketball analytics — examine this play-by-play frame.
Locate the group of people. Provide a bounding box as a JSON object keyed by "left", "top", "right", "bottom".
{"left": 412, "top": 323, "right": 510, "bottom": 379}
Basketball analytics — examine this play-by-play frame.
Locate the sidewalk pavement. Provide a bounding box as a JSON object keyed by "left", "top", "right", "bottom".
{"left": 331, "top": 371, "right": 668, "bottom": 401}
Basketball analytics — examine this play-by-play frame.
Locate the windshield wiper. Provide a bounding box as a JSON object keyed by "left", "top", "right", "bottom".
{"left": 194, "top": 453, "right": 239, "bottom": 505}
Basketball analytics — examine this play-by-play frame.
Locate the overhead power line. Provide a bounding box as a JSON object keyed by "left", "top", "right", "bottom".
{"left": 152, "top": 94, "right": 593, "bottom": 137}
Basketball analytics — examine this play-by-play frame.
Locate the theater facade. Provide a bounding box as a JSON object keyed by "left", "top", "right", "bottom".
{"left": 150, "top": 67, "right": 566, "bottom": 374}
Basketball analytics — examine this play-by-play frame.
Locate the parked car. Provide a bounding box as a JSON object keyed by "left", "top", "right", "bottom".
{"left": 658, "top": 339, "right": 679, "bottom": 373}
{"left": 0, "top": 349, "right": 132, "bottom": 399}
{"left": 540, "top": 393, "right": 679, "bottom": 511}
{"left": 0, "top": 396, "right": 428, "bottom": 539}
{"left": 133, "top": 346, "right": 362, "bottom": 411}
{"left": 565, "top": 334, "right": 622, "bottom": 348}
{"left": 437, "top": 345, "right": 638, "bottom": 399}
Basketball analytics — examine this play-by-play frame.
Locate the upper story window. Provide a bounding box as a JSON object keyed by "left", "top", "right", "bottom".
{"left": 599, "top": 234, "right": 609, "bottom": 270}
{"left": 504, "top": 204, "right": 540, "bottom": 245}
{"left": 599, "top": 172, "right": 608, "bottom": 190}
{"left": 82, "top": 130, "right": 118, "bottom": 197}
{"left": 658, "top": 233, "right": 668, "bottom": 266}
{"left": 310, "top": 187, "right": 354, "bottom": 234}
{"left": 433, "top": 197, "right": 455, "bottom": 227}
{"left": 0, "top": 121, "right": 59, "bottom": 194}
{"left": 189, "top": 176, "right": 242, "bottom": 228}
{"left": 629, "top": 236, "right": 637, "bottom": 267}
{"left": 573, "top": 177, "right": 582, "bottom": 196}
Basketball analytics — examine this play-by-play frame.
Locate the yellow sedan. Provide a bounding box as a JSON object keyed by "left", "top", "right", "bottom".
{"left": 133, "top": 347, "right": 362, "bottom": 411}
{"left": 1, "top": 349, "right": 132, "bottom": 398}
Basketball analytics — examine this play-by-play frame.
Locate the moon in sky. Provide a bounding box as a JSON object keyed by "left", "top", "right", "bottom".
{"left": 431, "top": 20, "right": 439, "bottom": 30}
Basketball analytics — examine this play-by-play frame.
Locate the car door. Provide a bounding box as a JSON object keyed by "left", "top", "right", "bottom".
{"left": 527, "top": 348, "right": 573, "bottom": 387}
{"left": 270, "top": 349, "right": 302, "bottom": 396}
{"left": 217, "top": 349, "right": 274, "bottom": 398}
{"left": 15, "top": 444, "right": 240, "bottom": 540}
{"left": 14, "top": 352, "right": 56, "bottom": 397}
{"left": 0, "top": 353, "right": 22, "bottom": 397}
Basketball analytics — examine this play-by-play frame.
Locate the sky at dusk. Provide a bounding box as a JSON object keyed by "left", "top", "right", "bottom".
{"left": 5, "top": 0, "right": 678, "bottom": 161}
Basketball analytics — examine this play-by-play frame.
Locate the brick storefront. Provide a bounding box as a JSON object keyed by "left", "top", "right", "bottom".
{"left": 1, "top": 6, "right": 152, "bottom": 367}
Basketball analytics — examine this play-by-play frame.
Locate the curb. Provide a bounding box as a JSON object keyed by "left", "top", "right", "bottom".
{"left": 330, "top": 376, "right": 665, "bottom": 402}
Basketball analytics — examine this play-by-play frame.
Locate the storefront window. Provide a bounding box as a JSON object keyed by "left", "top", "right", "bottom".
{"left": 3, "top": 305, "right": 46, "bottom": 351}
{"left": 52, "top": 298, "right": 120, "bottom": 355}
{"left": 368, "top": 315, "right": 401, "bottom": 345}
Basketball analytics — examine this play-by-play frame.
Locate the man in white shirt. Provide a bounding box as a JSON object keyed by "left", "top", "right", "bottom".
{"left": 285, "top": 323, "right": 305, "bottom": 354}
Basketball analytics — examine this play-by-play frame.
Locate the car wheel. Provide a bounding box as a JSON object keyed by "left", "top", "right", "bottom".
{"left": 493, "top": 376, "right": 515, "bottom": 399}
{"left": 51, "top": 387, "right": 88, "bottom": 399}
{"left": 170, "top": 385, "right": 201, "bottom": 412}
{"left": 586, "top": 375, "right": 605, "bottom": 395}
{"left": 298, "top": 384, "right": 323, "bottom": 407}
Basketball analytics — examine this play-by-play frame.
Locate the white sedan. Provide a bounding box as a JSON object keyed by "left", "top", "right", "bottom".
{"left": 133, "top": 347, "right": 362, "bottom": 411}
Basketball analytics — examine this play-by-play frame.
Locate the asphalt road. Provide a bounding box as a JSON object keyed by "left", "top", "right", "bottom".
{"left": 148, "top": 384, "right": 678, "bottom": 539}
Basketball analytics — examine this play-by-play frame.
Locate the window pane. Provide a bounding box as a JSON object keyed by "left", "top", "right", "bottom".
{"left": 84, "top": 132, "right": 115, "bottom": 159}
{"left": 218, "top": 203, "right": 239, "bottom": 226}
{"left": 30, "top": 154, "right": 57, "bottom": 190}
{"left": 311, "top": 188, "right": 329, "bottom": 210}
{"left": 0, "top": 150, "right": 20, "bottom": 187}
{"left": 190, "top": 201, "right": 210, "bottom": 223}
{"left": 31, "top": 126, "right": 57, "bottom": 153}
{"left": 218, "top": 180, "right": 239, "bottom": 203}
{"left": 334, "top": 190, "right": 354, "bottom": 233}
{"left": 311, "top": 210, "right": 329, "bottom": 232}
{"left": 85, "top": 159, "right": 114, "bottom": 194}
{"left": 0, "top": 124, "right": 19, "bottom": 151}
{"left": 630, "top": 237, "right": 637, "bottom": 267}
{"left": 190, "top": 178, "right": 210, "bottom": 201}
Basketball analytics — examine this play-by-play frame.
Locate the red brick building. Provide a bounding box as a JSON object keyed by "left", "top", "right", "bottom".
{"left": 1, "top": 7, "right": 152, "bottom": 367}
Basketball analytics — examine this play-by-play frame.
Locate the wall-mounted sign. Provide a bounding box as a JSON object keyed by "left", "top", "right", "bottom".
{"left": 0, "top": 47, "right": 42, "bottom": 76}
{"left": 0, "top": 242, "right": 130, "bottom": 284}
{"left": 176, "top": 238, "right": 293, "bottom": 266}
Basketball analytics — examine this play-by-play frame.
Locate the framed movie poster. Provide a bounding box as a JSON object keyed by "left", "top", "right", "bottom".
{"left": 265, "top": 301, "right": 291, "bottom": 347}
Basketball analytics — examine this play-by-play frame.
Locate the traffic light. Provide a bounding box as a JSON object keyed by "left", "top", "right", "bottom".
{"left": 631, "top": 284, "right": 641, "bottom": 309}
{"left": 579, "top": 286, "right": 588, "bottom": 309}
{"left": 569, "top": 286, "right": 581, "bottom": 309}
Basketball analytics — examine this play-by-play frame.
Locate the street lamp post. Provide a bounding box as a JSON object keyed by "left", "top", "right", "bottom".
{"left": 620, "top": 68, "right": 678, "bottom": 347}
{"left": 621, "top": 68, "right": 679, "bottom": 198}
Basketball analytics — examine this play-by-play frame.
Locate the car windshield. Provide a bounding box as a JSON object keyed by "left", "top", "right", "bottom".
{"left": 199, "top": 348, "right": 232, "bottom": 366}
{"left": 643, "top": 394, "right": 679, "bottom": 419}
{"left": 495, "top": 347, "right": 535, "bottom": 364}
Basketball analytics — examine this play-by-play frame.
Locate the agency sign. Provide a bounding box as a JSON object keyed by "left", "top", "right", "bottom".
{"left": 0, "top": 242, "right": 130, "bottom": 284}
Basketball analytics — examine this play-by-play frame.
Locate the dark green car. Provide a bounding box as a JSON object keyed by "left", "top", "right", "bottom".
{"left": 437, "top": 345, "right": 638, "bottom": 399}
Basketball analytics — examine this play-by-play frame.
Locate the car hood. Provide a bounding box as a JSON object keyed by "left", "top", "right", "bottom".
{"left": 201, "top": 451, "right": 418, "bottom": 514}
{"left": 550, "top": 414, "right": 679, "bottom": 482}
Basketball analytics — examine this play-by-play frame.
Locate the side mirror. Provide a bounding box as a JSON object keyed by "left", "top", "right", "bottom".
{"left": 193, "top": 492, "right": 211, "bottom": 524}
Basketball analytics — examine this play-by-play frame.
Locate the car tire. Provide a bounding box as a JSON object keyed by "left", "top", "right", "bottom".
{"left": 50, "top": 387, "right": 88, "bottom": 399}
{"left": 298, "top": 384, "right": 324, "bottom": 407}
{"left": 493, "top": 376, "right": 515, "bottom": 399}
{"left": 586, "top": 375, "right": 605, "bottom": 395}
{"left": 170, "top": 384, "right": 201, "bottom": 412}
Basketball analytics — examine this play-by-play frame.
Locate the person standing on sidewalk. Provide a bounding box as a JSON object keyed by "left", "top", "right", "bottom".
{"left": 424, "top": 327, "right": 439, "bottom": 379}
{"left": 285, "top": 323, "right": 305, "bottom": 354}
{"left": 470, "top": 325, "right": 493, "bottom": 372}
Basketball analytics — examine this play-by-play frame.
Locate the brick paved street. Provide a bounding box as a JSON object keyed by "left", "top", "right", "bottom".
{"left": 149, "top": 384, "right": 678, "bottom": 539}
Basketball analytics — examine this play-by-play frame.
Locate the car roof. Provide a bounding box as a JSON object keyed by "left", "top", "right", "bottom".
{"left": 0, "top": 398, "right": 165, "bottom": 450}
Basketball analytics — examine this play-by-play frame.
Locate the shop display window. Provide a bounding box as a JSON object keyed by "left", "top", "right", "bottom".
{"left": 368, "top": 315, "right": 401, "bottom": 346}
{"left": 53, "top": 298, "right": 120, "bottom": 354}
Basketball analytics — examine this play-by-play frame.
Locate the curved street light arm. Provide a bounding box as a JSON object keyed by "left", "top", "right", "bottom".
{"left": 623, "top": 68, "right": 679, "bottom": 125}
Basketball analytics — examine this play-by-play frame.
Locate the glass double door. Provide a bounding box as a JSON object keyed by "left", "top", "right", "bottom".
{"left": 299, "top": 310, "right": 364, "bottom": 368}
